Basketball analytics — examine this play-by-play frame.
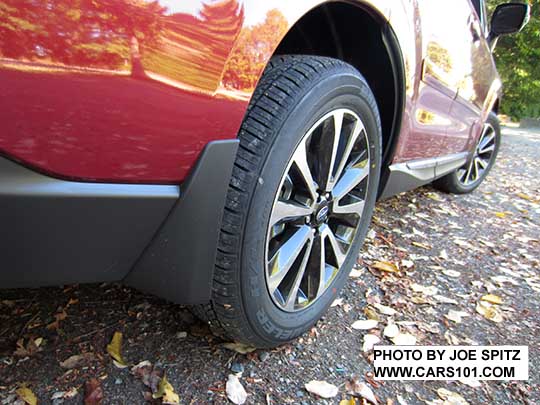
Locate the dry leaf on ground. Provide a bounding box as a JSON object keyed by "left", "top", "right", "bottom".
{"left": 226, "top": 374, "right": 248, "bottom": 404}
{"left": 445, "top": 310, "right": 469, "bottom": 323}
{"left": 346, "top": 378, "right": 378, "bottom": 404}
{"left": 60, "top": 353, "right": 95, "bottom": 369}
{"left": 436, "top": 388, "right": 469, "bottom": 405}
{"left": 480, "top": 294, "right": 503, "bottom": 305}
{"left": 84, "top": 378, "right": 104, "bottom": 405}
{"left": 223, "top": 342, "right": 257, "bottom": 354}
{"left": 476, "top": 302, "right": 503, "bottom": 323}
{"left": 106, "top": 331, "right": 127, "bottom": 368}
{"left": 305, "top": 380, "right": 338, "bottom": 399}
{"left": 383, "top": 323, "right": 400, "bottom": 339}
{"left": 373, "top": 303, "right": 398, "bottom": 316}
{"left": 352, "top": 319, "right": 379, "bottom": 330}
{"left": 152, "top": 375, "right": 180, "bottom": 404}
{"left": 411, "top": 283, "right": 438, "bottom": 296}
{"left": 16, "top": 386, "right": 37, "bottom": 405}
{"left": 363, "top": 334, "right": 381, "bottom": 352}
{"left": 392, "top": 333, "right": 417, "bottom": 346}
{"left": 372, "top": 261, "right": 399, "bottom": 273}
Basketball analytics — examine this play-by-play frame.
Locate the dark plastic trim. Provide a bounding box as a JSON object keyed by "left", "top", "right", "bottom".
{"left": 377, "top": 22, "right": 407, "bottom": 199}
{"left": 125, "top": 140, "right": 239, "bottom": 305}
{"left": 0, "top": 157, "right": 179, "bottom": 288}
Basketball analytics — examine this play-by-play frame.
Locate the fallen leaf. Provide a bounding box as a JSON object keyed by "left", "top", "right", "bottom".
{"left": 14, "top": 337, "right": 43, "bottom": 357}
{"left": 153, "top": 375, "right": 180, "bottom": 404}
{"left": 363, "top": 334, "right": 381, "bottom": 352}
{"left": 434, "top": 295, "right": 459, "bottom": 305}
{"left": 305, "top": 380, "right": 338, "bottom": 399}
{"left": 459, "top": 379, "right": 482, "bottom": 388}
{"left": 350, "top": 269, "right": 364, "bottom": 278}
{"left": 340, "top": 399, "right": 357, "bottom": 405}
{"left": 223, "top": 342, "right": 257, "bottom": 354}
{"left": 364, "top": 307, "right": 381, "bottom": 321}
{"left": 411, "top": 283, "right": 438, "bottom": 296}
{"left": 436, "top": 388, "right": 469, "bottom": 405}
{"left": 491, "top": 276, "right": 519, "bottom": 287}
{"left": 332, "top": 298, "right": 344, "bottom": 307}
{"left": 444, "top": 331, "right": 460, "bottom": 345}
{"left": 373, "top": 303, "right": 397, "bottom": 316}
{"left": 442, "top": 270, "right": 461, "bottom": 278}
{"left": 51, "top": 388, "right": 78, "bottom": 400}
{"left": 401, "top": 259, "right": 415, "bottom": 269}
{"left": 16, "top": 387, "right": 37, "bottom": 405}
{"left": 412, "top": 241, "right": 431, "bottom": 250}
{"left": 383, "top": 323, "right": 400, "bottom": 339}
{"left": 426, "top": 192, "right": 443, "bottom": 202}
{"left": 392, "top": 333, "right": 417, "bottom": 346}
{"left": 481, "top": 294, "right": 503, "bottom": 305}
{"left": 131, "top": 361, "right": 161, "bottom": 394}
{"left": 84, "top": 378, "right": 103, "bottom": 405}
{"left": 106, "top": 331, "right": 127, "bottom": 368}
{"left": 495, "top": 212, "right": 507, "bottom": 218}
{"left": 60, "top": 353, "right": 95, "bottom": 369}
{"left": 476, "top": 302, "right": 503, "bottom": 323}
{"left": 346, "top": 378, "right": 378, "bottom": 404}
{"left": 372, "top": 261, "right": 399, "bottom": 273}
{"left": 47, "top": 309, "right": 67, "bottom": 330}
{"left": 352, "top": 320, "right": 379, "bottom": 330}
{"left": 444, "top": 310, "right": 469, "bottom": 324}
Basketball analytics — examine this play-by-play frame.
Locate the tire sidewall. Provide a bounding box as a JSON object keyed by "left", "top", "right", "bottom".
{"left": 240, "top": 72, "right": 381, "bottom": 345}
{"left": 449, "top": 113, "right": 501, "bottom": 193}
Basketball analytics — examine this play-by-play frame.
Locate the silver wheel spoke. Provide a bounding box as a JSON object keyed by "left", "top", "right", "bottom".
{"left": 332, "top": 159, "right": 369, "bottom": 201}
{"left": 334, "top": 199, "right": 366, "bottom": 216}
{"left": 313, "top": 233, "right": 327, "bottom": 297}
{"left": 330, "top": 119, "right": 365, "bottom": 190}
{"left": 268, "top": 226, "right": 313, "bottom": 294}
{"left": 321, "top": 224, "right": 346, "bottom": 268}
{"left": 479, "top": 144, "right": 495, "bottom": 154}
{"left": 476, "top": 157, "right": 488, "bottom": 170}
{"left": 270, "top": 200, "right": 313, "bottom": 227}
{"left": 463, "top": 160, "right": 474, "bottom": 185}
{"left": 318, "top": 111, "right": 343, "bottom": 192}
{"left": 284, "top": 238, "right": 314, "bottom": 310}
{"left": 292, "top": 140, "right": 318, "bottom": 201}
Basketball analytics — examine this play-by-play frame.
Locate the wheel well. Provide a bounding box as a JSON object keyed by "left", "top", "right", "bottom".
{"left": 274, "top": 1, "right": 405, "bottom": 181}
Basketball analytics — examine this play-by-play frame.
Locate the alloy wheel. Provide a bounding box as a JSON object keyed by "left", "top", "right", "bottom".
{"left": 458, "top": 123, "right": 497, "bottom": 186}
{"left": 265, "top": 109, "right": 371, "bottom": 312}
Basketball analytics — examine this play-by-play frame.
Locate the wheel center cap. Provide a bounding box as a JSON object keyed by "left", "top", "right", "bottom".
{"left": 316, "top": 205, "right": 330, "bottom": 223}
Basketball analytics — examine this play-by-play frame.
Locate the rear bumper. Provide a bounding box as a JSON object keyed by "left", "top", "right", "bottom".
{"left": 0, "top": 140, "right": 238, "bottom": 304}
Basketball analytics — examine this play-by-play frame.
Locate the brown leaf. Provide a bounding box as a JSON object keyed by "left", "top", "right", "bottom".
{"left": 371, "top": 261, "right": 399, "bottom": 273}
{"left": 60, "top": 353, "right": 95, "bottom": 369}
{"left": 84, "top": 378, "right": 104, "bottom": 405}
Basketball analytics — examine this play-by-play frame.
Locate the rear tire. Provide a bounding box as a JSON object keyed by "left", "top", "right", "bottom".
{"left": 433, "top": 112, "right": 501, "bottom": 194}
{"left": 194, "top": 55, "right": 382, "bottom": 347}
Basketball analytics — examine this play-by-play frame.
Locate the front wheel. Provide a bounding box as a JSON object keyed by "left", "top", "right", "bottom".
{"left": 433, "top": 112, "right": 501, "bottom": 194}
{"left": 193, "top": 55, "right": 382, "bottom": 348}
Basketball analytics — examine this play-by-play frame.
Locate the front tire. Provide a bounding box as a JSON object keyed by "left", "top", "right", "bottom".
{"left": 194, "top": 56, "right": 382, "bottom": 347}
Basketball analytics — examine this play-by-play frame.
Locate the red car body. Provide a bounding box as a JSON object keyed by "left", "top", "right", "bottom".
{"left": 0, "top": 0, "right": 525, "bottom": 303}
{"left": 0, "top": 0, "right": 501, "bottom": 183}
